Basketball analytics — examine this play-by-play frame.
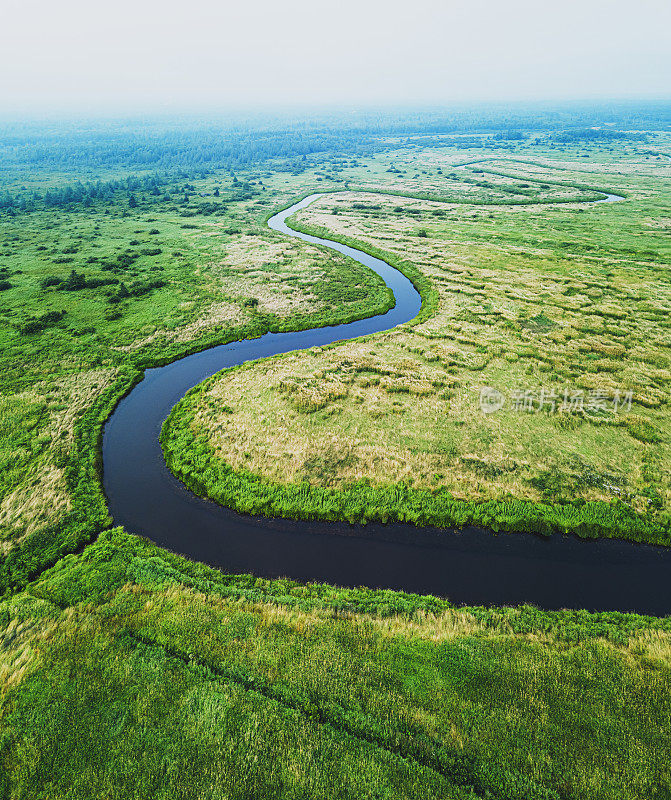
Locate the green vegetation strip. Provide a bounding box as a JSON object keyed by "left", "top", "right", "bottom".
{"left": 0, "top": 527, "right": 667, "bottom": 799}
{"left": 162, "top": 399, "right": 666, "bottom": 542}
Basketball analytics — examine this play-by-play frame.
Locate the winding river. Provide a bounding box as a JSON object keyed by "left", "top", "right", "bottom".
{"left": 103, "top": 191, "right": 671, "bottom": 616}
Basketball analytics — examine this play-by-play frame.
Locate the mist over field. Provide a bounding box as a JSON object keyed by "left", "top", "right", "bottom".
{"left": 2, "top": 0, "right": 670, "bottom": 113}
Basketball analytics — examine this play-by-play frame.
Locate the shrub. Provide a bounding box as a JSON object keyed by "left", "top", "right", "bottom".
{"left": 20, "top": 310, "right": 66, "bottom": 335}
{"left": 61, "top": 270, "right": 87, "bottom": 290}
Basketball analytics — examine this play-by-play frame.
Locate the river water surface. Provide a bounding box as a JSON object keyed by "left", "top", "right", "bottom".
{"left": 103, "top": 193, "right": 671, "bottom": 615}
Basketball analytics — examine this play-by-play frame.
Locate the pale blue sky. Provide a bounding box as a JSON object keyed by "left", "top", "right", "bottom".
{"left": 2, "top": 0, "right": 670, "bottom": 112}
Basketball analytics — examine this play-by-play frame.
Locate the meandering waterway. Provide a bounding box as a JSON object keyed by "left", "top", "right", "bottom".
{"left": 103, "top": 191, "right": 671, "bottom": 615}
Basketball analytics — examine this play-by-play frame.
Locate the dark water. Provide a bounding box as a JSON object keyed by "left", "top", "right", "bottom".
{"left": 103, "top": 194, "right": 671, "bottom": 616}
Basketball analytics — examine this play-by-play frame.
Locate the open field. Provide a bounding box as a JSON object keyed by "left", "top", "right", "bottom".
{"left": 1, "top": 527, "right": 670, "bottom": 799}
{"left": 0, "top": 163, "right": 392, "bottom": 588}
{"left": 1, "top": 116, "right": 670, "bottom": 796}
{"left": 163, "top": 142, "right": 671, "bottom": 541}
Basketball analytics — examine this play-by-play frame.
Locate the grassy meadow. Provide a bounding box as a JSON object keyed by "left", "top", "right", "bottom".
{"left": 163, "top": 141, "right": 671, "bottom": 541}
{"left": 1, "top": 527, "right": 670, "bottom": 799}
{"left": 0, "top": 165, "right": 393, "bottom": 590}
{"left": 0, "top": 118, "right": 670, "bottom": 796}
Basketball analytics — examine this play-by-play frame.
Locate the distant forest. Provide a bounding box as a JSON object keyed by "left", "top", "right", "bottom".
{"left": 0, "top": 101, "right": 668, "bottom": 213}
{"left": 2, "top": 101, "right": 669, "bottom": 168}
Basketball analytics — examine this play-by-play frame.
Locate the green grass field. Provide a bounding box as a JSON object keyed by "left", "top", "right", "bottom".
{"left": 1, "top": 527, "right": 670, "bottom": 799}
{"left": 0, "top": 167, "right": 393, "bottom": 590}
{"left": 1, "top": 123, "right": 670, "bottom": 797}
{"left": 163, "top": 143, "right": 671, "bottom": 542}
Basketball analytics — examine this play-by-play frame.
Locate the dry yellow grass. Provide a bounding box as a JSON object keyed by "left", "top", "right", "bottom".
{"left": 186, "top": 160, "right": 670, "bottom": 516}
{"left": 0, "top": 598, "right": 56, "bottom": 695}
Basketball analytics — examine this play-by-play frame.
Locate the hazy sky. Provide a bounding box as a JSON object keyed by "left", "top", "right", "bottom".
{"left": 2, "top": 0, "right": 670, "bottom": 113}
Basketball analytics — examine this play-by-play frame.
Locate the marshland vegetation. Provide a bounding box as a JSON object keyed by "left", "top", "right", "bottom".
{"left": 163, "top": 146, "right": 671, "bottom": 542}
{"left": 1, "top": 110, "right": 670, "bottom": 796}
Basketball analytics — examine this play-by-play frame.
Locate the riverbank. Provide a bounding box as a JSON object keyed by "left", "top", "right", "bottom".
{"left": 3, "top": 524, "right": 670, "bottom": 799}
{"left": 104, "top": 187, "right": 670, "bottom": 613}
{"left": 161, "top": 191, "right": 667, "bottom": 544}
